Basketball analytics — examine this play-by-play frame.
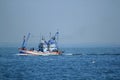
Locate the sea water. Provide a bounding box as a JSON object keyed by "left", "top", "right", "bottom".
{"left": 0, "top": 47, "right": 120, "bottom": 80}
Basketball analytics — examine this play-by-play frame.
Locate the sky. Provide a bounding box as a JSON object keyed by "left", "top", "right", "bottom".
{"left": 0, "top": 0, "right": 120, "bottom": 46}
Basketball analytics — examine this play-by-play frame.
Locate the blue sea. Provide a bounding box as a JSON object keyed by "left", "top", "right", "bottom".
{"left": 0, "top": 46, "right": 120, "bottom": 80}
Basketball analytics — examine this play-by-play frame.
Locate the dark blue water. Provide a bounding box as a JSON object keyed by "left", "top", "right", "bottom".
{"left": 0, "top": 47, "right": 120, "bottom": 80}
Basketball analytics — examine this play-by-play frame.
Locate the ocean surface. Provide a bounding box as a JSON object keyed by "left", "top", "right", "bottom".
{"left": 0, "top": 47, "right": 120, "bottom": 80}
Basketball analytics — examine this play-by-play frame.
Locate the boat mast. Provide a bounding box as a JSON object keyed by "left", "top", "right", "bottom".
{"left": 22, "top": 35, "right": 26, "bottom": 48}
{"left": 21, "top": 33, "right": 30, "bottom": 48}
{"left": 49, "top": 32, "right": 51, "bottom": 39}
{"left": 25, "top": 33, "right": 30, "bottom": 47}
{"left": 55, "top": 29, "right": 59, "bottom": 49}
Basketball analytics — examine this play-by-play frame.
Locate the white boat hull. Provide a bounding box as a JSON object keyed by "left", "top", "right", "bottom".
{"left": 19, "top": 50, "right": 61, "bottom": 56}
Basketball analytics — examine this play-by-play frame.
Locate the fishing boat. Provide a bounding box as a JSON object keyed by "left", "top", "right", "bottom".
{"left": 18, "top": 32, "right": 62, "bottom": 56}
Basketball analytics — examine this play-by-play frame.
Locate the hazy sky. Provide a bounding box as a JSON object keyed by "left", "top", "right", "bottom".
{"left": 0, "top": 0, "right": 120, "bottom": 46}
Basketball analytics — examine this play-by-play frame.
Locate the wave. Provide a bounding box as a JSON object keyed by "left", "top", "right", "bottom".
{"left": 62, "top": 53, "right": 120, "bottom": 56}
